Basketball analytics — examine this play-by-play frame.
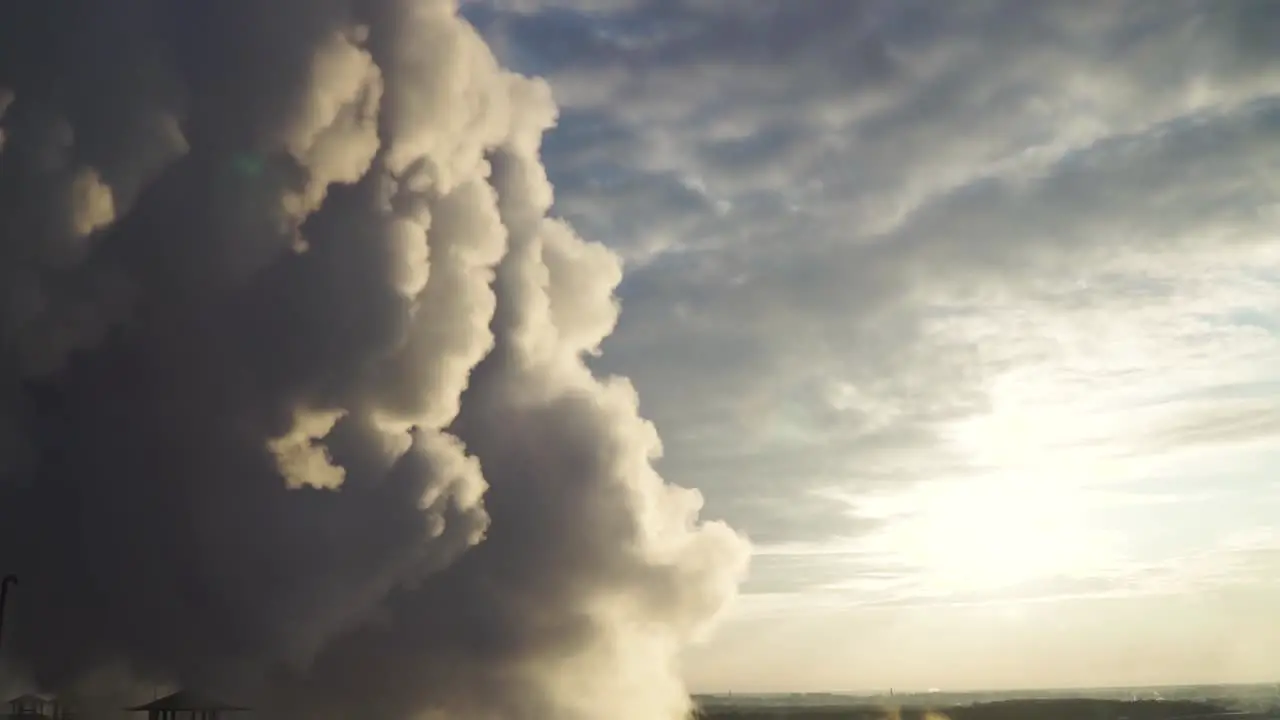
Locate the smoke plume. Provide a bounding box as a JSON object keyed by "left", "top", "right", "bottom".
{"left": 0, "top": 0, "right": 750, "bottom": 717}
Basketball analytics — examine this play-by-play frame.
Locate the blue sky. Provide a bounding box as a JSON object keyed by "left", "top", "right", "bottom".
{"left": 462, "top": 0, "right": 1280, "bottom": 693}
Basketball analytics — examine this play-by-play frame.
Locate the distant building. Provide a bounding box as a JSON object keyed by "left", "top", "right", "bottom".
{"left": 125, "top": 691, "right": 248, "bottom": 720}
{"left": 6, "top": 694, "right": 70, "bottom": 720}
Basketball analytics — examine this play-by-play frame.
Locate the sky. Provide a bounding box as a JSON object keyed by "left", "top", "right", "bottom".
{"left": 3, "top": 0, "right": 1280, "bottom": 714}
{"left": 459, "top": 0, "right": 1280, "bottom": 694}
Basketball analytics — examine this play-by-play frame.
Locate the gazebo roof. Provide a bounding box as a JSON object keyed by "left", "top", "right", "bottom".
{"left": 126, "top": 691, "right": 249, "bottom": 713}
{"left": 8, "top": 694, "right": 57, "bottom": 705}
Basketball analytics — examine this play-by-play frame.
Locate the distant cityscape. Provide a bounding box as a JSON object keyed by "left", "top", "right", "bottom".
{"left": 4, "top": 682, "right": 1279, "bottom": 719}
{"left": 696, "top": 682, "right": 1280, "bottom": 714}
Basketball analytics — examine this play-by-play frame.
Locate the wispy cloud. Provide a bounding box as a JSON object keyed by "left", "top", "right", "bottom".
{"left": 735, "top": 485, "right": 1280, "bottom": 615}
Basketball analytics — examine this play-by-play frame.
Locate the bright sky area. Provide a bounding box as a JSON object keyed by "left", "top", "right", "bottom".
{"left": 464, "top": 0, "right": 1280, "bottom": 695}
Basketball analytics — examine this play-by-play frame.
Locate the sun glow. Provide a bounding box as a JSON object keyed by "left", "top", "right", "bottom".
{"left": 856, "top": 477, "right": 1120, "bottom": 595}
{"left": 862, "top": 367, "right": 1137, "bottom": 595}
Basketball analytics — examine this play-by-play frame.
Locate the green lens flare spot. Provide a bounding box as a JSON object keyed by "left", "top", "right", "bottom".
{"left": 231, "top": 154, "right": 264, "bottom": 178}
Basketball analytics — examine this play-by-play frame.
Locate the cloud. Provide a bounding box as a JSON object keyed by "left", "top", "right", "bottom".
{"left": 730, "top": 484, "right": 1280, "bottom": 621}
{"left": 0, "top": 0, "right": 747, "bottom": 718}
{"left": 465, "top": 0, "right": 1280, "bottom": 563}
{"left": 1141, "top": 399, "right": 1280, "bottom": 452}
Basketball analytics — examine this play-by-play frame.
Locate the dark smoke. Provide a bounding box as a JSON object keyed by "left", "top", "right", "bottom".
{"left": 0, "top": 0, "right": 749, "bottom": 717}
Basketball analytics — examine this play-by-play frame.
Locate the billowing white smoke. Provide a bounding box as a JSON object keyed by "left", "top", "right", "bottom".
{"left": 0, "top": 0, "right": 750, "bottom": 718}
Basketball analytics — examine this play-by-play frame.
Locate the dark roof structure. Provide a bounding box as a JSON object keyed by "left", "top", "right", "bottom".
{"left": 7, "top": 694, "right": 62, "bottom": 719}
{"left": 125, "top": 691, "right": 249, "bottom": 713}
{"left": 8, "top": 695, "right": 57, "bottom": 705}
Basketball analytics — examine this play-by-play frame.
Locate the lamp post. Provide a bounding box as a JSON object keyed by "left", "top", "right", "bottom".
{"left": 0, "top": 574, "right": 17, "bottom": 652}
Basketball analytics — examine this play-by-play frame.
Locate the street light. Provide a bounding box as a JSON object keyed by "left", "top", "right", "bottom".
{"left": 0, "top": 574, "right": 17, "bottom": 652}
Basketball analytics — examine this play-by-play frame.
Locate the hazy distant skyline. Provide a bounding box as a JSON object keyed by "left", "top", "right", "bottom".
{"left": 464, "top": 0, "right": 1280, "bottom": 693}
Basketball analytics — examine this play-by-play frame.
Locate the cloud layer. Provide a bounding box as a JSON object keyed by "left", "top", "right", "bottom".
{"left": 0, "top": 0, "right": 747, "bottom": 717}
{"left": 469, "top": 0, "right": 1280, "bottom": 567}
